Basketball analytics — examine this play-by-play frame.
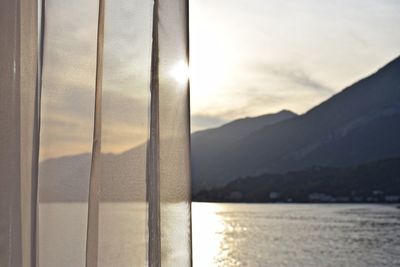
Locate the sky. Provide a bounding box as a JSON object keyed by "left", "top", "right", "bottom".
{"left": 39, "top": 0, "right": 400, "bottom": 159}
{"left": 40, "top": 0, "right": 154, "bottom": 159}
{"left": 190, "top": 0, "right": 400, "bottom": 131}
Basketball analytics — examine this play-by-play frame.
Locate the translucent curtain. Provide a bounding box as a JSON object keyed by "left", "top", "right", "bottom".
{"left": 38, "top": 0, "right": 98, "bottom": 266}
{"left": 157, "top": 1, "right": 192, "bottom": 266}
{"left": 37, "top": 0, "right": 191, "bottom": 267}
{"left": 1, "top": 0, "right": 191, "bottom": 266}
{"left": 0, "top": 0, "right": 38, "bottom": 266}
{"left": 147, "top": 1, "right": 192, "bottom": 266}
{"left": 87, "top": 0, "right": 152, "bottom": 266}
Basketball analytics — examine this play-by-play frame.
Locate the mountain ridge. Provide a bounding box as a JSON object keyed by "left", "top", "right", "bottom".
{"left": 191, "top": 55, "right": 400, "bottom": 191}
{"left": 38, "top": 56, "right": 400, "bottom": 200}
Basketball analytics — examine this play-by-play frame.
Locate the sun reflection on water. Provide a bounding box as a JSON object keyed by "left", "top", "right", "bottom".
{"left": 192, "top": 202, "right": 226, "bottom": 267}
{"left": 192, "top": 203, "right": 248, "bottom": 267}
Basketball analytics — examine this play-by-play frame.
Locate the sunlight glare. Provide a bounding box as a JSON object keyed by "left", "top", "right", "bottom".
{"left": 192, "top": 203, "right": 226, "bottom": 267}
{"left": 170, "top": 60, "right": 190, "bottom": 84}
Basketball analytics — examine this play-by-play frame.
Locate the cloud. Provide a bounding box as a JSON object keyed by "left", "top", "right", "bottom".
{"left": 254, "top": 63, "right": 334, "bottom": 94}
{"left": 192, "top": 61, "right": 337, "bottom": 122}
{"left": 347, "top": 31, "right": 368, "bottom": 47}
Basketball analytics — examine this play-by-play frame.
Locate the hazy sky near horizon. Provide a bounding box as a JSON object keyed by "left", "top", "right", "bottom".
{"left": 190, "top": 0, "right": 400, "bottom": 131}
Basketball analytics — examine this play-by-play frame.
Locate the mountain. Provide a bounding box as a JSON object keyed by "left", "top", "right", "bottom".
{"left": 39, "top": 153, "right": 91, "bottom": 201}
{"left": 39, "top": 146, "right": 147, "bottom": 202}
{"left": 191, "top": 56, "right": 400, "bottom": 192}
{"left": 39, "top": 56, "right": 400, "bottom": 201}
{"left": 40, "top": 139, "right": 188, "bottom": 202}
{"left": 194, "top": 157, "right": 400, "bottom": 203}
{"left": 39, "top": 111, "right": 295, "bottom": 202}
{"left": 191, "top": 110, "right": 297, "bottom": 191}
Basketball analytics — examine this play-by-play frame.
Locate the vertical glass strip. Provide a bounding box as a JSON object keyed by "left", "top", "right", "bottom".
{"left": 157, "top": 0, "right": 192, "bottom": 266}
{"left": 37, "top": 0, "right": 99, "bottom": 266}
{"left": 148, "top": 0, "right": 161, "bottom": 266}
{"left": 0, "top": 0, "right": 38, "bottom": 266}
{"left": 85, "top": 0, "right": 105, "bottom": 266}
{"left": 96, "top": 0, "right": 153, "bottom": 266}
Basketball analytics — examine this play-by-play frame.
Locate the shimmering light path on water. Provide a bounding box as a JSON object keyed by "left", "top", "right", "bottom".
{"left": 192, "top": 203, "right": 400, "bottom": 267}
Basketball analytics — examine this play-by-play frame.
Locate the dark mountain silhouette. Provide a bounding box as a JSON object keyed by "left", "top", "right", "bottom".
{"left": 39, "top": 111, "right": 295, "bottom": 202}
{"left": 191, "top": 56, "right": 400, "bottom": 192}
{"left": 39, "top": 56, "right": 400, "bottom": 201}
{"left": 191, "top": 110, "right": 297, "bottom": 191}
{"left": 39, "top": 146, "right": 147, "bottom": 202}
{"left": 39, "top": 153, "right": 91, "bottom": 201}
{"left": 40, "top": 139, "right": 188, "bottom": 202}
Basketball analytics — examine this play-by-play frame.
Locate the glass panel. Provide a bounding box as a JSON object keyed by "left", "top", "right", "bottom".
{"left": 158, "top": 1, "right": 192, "bottom": 266}
{"left": 37, "top": 0, "right": 191, "bottom": 266}
{"left": 37, "top": 0, "right": 98, "bottom": 266}
{"left": 97, "top": 0, "right": 152, "bottom": 265}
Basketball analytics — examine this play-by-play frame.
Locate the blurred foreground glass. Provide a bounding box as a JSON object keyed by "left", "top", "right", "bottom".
{"left": 0, "top": 0, "right": 191, "bottom": 266}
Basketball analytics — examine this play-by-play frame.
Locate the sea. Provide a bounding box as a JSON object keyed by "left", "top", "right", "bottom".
{"left": 39, "top": 203, "right": 400, "bottom": 267}
{"left": 192, "top": 203, "right": 400, "bottom": 267}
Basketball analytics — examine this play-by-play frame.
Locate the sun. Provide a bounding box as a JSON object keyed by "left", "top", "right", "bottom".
{"left": 170, "top": 60, "right": 190, "bottom": 84}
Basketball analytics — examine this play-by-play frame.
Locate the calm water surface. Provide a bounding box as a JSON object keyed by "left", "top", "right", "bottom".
{"left": 39, "top": 203, "right": 400, "bottom": 266}
{"left": 192, "top": 203, "right": 400, "bottom": 267}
